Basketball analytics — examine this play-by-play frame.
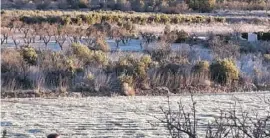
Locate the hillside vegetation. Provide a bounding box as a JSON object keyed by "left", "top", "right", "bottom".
{"left": 2, "top": 0, "right": 270, "bottom": 12}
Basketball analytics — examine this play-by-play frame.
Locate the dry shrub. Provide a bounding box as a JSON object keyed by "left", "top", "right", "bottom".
{"left": 188, "top": 0, "right": 216, "bottom": 12}
{"left": 163, "top": 2, "right": 189, "bottom": 14}
{"left": 39, "top": 51, "right": 75, "bottom": 89}
{"left": 1, "top": 49, "right": 24, "bottom": 73}
{"left": 207, "top": 35, "right": 240, "bottom": 59}
{"left": 145, "top": 41, "right": 171, "bottom": 63}
{"left": 215, "top": 1, "right": 267, "bottom": 10}
{"left": 192, "top": 61, "right": 209, "bottom": 78}
{"left": 1, "top": 48, "right": 34, "bottom": 90}
{"left": 95, "top": 38, "right": 110, "bottom": 52}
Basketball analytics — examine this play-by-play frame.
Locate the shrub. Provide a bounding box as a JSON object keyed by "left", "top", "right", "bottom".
{"left": 188, "top": 0, "right": 216, "bottom": 12}
{"left": 210, "top": 59, "right": 239, "bottom": 85}
{"left": 20, "top": 46, "right": 38, "bottom": 65}
{"left": 160, "top": 14, "right": 170, "bottom": 24}
{"left": 95, "top": 38, "right": 110, "bottom": 52}
{"left": 87, "top": 73, "right": 95, "bottom": 81}
{"left": 71, "top": 43, "right": 108, "bottom": 67}
{"left": 114, "top": 55, "right": 151, "bottom": 85}
{"left": 208, "top": 35, "right": 240, "bottom": 58}
{"left": 140, "top": 55, "right": 152, "bottom": 66}
{"left": 1, "top": 49, "right": 24, "bottom": 73}
{"left": 66, "top": 58, "right": 76, "bottom": 74}
{"left": 150, "top": 48, "right": 171, "bottom": 62}
{"left": 163, "top": 2, "right": 189, "bottom": 14}
{"left": 175, "top": 30, "right": 189, "bottom": 43}
{"left": 39, "top": 51, "right": 76, "bottom": 88}
{"left": 62, "top": 16, "right": 71, "bottom": 25}
{"left": 263, "top": 54, "right": 270, "bottom": 63}
{"left": 147, "top": 42, "right": 171, "bottom": 63}
{"left": 118, "top": 74, "right": 134, "bottom": 86}
{"left": 162, "top": 29, "right": 189, "bottom": 43}
{"left": 239, "top": 42, "right": 257, "bottom": 53}
{"left": 92, "top": 51, "right": 108, "bottom": 66}
{"left": 3, "top": 10, "right": 228, "bottom": 27}
{"left": 116, "top": 55, "right": 137, "bottom": 75}
{"left": 193, "top": 61, "right": 209, "bottom": 74}
{"left": 75, "top": 16, "right": 83, "bottom": 25}
{"left": 135, "top": 61, "right": 147, "bottom": 78}
{"left": 71, "top": 43, "right": 92, "bottom": 62}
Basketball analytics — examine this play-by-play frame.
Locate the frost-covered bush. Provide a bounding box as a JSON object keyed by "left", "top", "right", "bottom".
{"left": 210, "top": 59, "right": 239, "bottom": 85}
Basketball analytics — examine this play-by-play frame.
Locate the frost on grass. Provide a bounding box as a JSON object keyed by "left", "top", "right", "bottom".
{"left": 1, "top": 92, "right": 269, "bottom": 138}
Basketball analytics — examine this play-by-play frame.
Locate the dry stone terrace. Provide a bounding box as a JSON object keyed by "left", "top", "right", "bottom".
{"left": 1, "top": 92, "right": 269, "bottom": 138}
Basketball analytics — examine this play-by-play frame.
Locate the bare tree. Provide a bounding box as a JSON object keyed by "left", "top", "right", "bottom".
{"left": 10, "top": 30, "right": 21, "bottom": 49}
{"left": 157, "top": 94, "right": 270, "bottom": 138}
{"left": 54, "top": 26, "right": 67, "bottom": 50}
{"left": 156, "top": 95, "right": 197, "bottom": 138}
{"left": 40, "top": 23, "right": 55, "bottom": 47}
{"left": 13, "top": 20, "right": 24, "bottom": 33}
{"left": 1, "top": 28, "right": 10, "bottom": 44}
{"left": 68, "top": 26, "right": 85, "bottom": 43}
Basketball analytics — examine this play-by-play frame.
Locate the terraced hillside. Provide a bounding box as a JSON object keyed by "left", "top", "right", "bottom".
{"left": 1, "top": 92, "right": 269, "bottom": 138}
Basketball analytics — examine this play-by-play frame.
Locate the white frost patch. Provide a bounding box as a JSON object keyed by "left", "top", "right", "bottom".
{"left": 1, "top": 92, "right": 269, "bottom": 138}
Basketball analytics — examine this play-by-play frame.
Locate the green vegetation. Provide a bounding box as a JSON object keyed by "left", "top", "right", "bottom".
{"left": 1, "top": 10, "right": 226, "bottom": 27}
{"left": 21, "top": 46, "right": 38, "bottom": 65}
{"left": 71, "top": 43, "right": 108, "bottom": 66}
{"left": 210, "top": 59, "right": 239, "bottom": 85}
